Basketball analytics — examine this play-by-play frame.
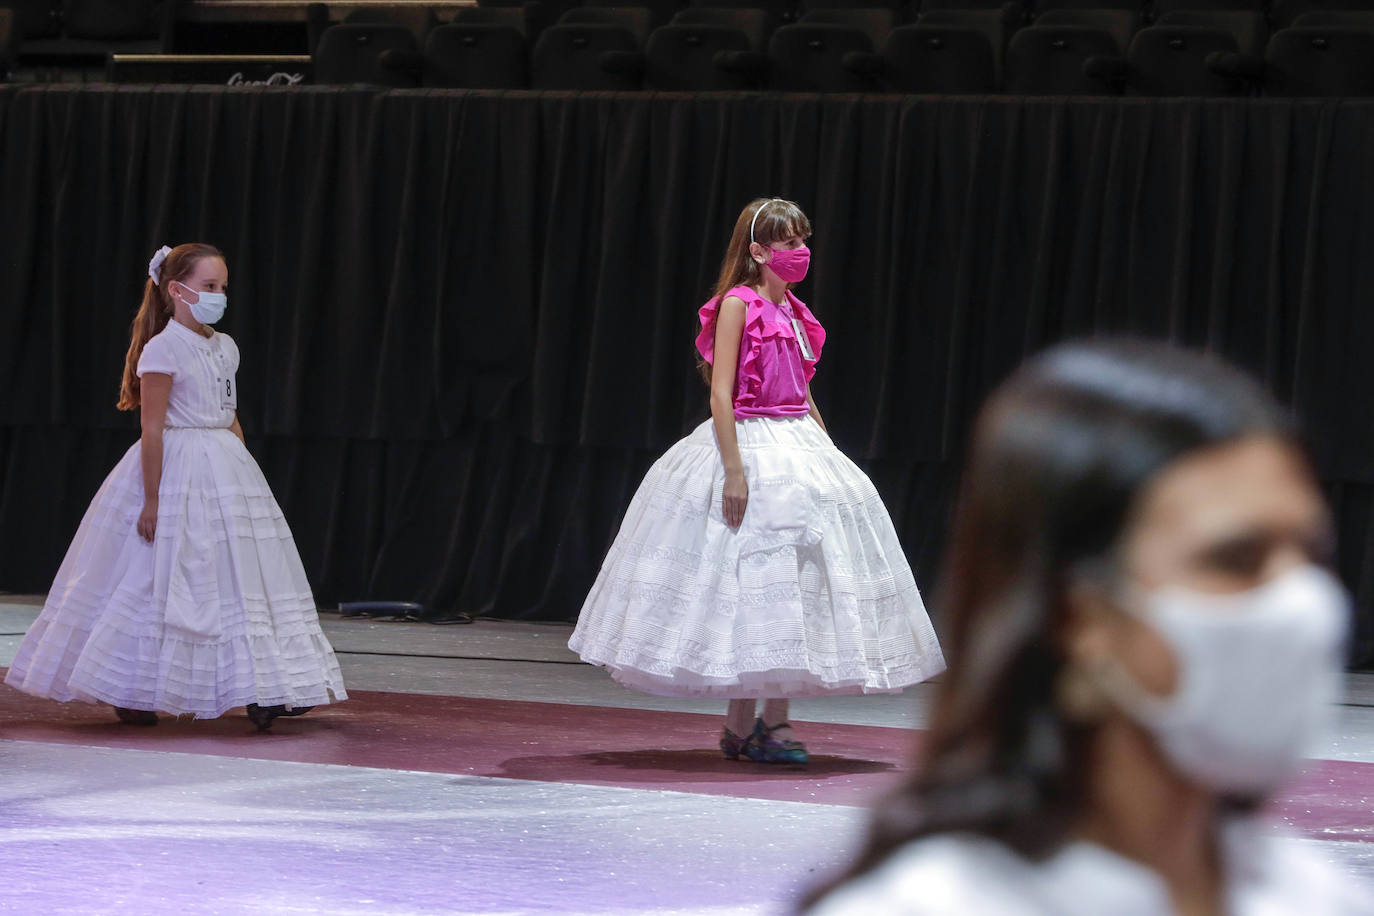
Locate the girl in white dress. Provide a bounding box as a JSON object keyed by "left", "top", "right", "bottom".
{"left": 5, "top": 243, "right": 347, "bottom": 730}
{"left": 570, "top": 199, "right": 945, "bottom": 764}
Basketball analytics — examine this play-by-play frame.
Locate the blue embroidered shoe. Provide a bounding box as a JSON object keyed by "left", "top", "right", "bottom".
{"left": 720, "top": 726, "right": 750, "bottom": 760}
{"left": 743, "top": 719, "right": 809, "bottom": 765}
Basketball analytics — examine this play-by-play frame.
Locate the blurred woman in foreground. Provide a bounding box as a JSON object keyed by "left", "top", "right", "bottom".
{"left": 809, "top": 340, "right": 1366, "bottom": 916}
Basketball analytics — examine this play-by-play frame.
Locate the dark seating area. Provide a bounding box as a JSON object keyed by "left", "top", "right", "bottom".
{"left": 5, "top": 0, "right": 169, "bottom": 75}
{"left": 4, "top": 0, "right": 1374, "bottom": 92}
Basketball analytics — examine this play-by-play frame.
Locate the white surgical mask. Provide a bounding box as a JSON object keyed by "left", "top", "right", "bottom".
{"left": 1097, "top": 564, "right": 1348, "bottom": 795}
{"left": 175, "top": 281, "right": 228, "bottom": 325}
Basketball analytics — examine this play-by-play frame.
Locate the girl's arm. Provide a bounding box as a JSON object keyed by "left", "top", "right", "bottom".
{"left": 710, "top": 296, "right": 748, "bottom": 528}
{"left": 805, "top": 383, "right": 826, "bottom": 433}
{"left": 137, "top": 374, "right": 172, "bottom": 543}
{"left": 230, "top": 412, "right": 244, "bottom": 443}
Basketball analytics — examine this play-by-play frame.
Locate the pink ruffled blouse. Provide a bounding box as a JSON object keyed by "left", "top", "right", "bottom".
{"left": 695, "top": 285, "right": 826, "bottom": 420}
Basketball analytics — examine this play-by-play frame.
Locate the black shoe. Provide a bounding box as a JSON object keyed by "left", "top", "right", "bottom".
{"left": 246, "top": 704, "right": 314, "bottom": 731}
{"left": 114, "top": 707, "right": 158, "bottom": 726}
{"left": 245, "top": 703, "right": 281, "bottom": 732}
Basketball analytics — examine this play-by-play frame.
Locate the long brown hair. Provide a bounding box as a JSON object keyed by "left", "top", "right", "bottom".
{"left": 805, "top": 340, "right": 1297, "bottom": 908}
{"left": 117, "top": 243, "right": 224, "bottom": 410}
{"left": 698, "top": 198, "right": 813, "bottom": 382}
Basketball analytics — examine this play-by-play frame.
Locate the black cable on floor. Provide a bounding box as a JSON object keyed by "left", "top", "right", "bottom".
{"left": 337, "top": 601, "right": 474, "bottom": 625}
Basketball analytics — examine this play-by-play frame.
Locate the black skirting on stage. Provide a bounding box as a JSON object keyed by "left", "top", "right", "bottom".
{"left": 1, "top": 86, "right": 1371, "bottom": 666}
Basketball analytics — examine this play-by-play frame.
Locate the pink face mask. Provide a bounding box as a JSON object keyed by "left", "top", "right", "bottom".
{"left": 763, "top": 245, "right": 811, "bottom": 284}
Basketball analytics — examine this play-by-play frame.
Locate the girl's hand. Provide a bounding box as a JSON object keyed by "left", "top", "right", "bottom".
{"left": 723, "top": 471, "right": 749, "bottom": 528}
{"left": 137, "top": 500, "right": 158, "bottom": 543}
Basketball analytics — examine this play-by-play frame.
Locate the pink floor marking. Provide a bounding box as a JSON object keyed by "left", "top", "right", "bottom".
{"left": 1, "top": 679, "right": 1369, "bottom": 843}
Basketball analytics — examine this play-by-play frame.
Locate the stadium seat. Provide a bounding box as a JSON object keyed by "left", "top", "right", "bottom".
{"left": 423, "top": 22, "right": 528, "bottom": 87}
{"left": 643, "top": 22, "right": 762, "bottom": 87}
{"left": 61, "top": 0, "right": 160, "bottom": 39}
{"left": 802, "top": 0, "right": 905, "bottom": 11}
{"left": 306, "top": 5, "right": 440, "bottom": 51}
{"left": 1262, "top": 26, "right": 1374, "bottom": 94}
{"left": 1291, "top": 9, "right": 1374, "bottom": 29}
{"left": 559, "top": 6, "right": 654, "bottom": 43}
{"left": 768, "top": 21, "right": 880, "bottom": 89}
{"left": 1157, "top": 9, "right": 1266, "bottom": 54}
{"left": 1034, "top": 8, "right": 1137, "bottom": 48}
{"left": 1004, "top": 23, "right": 1125, "bottom": 92}
{"left": 1032, "top": 0, "right": 1139, "bottom": 13}
{"left": 1123, "top": 24, "right": 1245, "bottom": 95}
{"left": 312, "top": 22, "right": 421, "bottom": 86}
{"left": 531, "top": 22, "right": 643, "bottom": 88}
{"left": 799, "top": 7, "right": 897, "bottom": 43}
{"left": 478, "top": 0, "right": 572, "bottom": 39}
{"left": 1270, "top": 0, "right": 1374, "bottom": 29}
{"left": 341, "top": 7, "right": 439, "bottom": 32}
{"left": 922, "top": 0, "right": 1025, "bottom": 13}
{"left": 451, "top": 5, "right": 533, "bottom": 35}
{"left": 690, "top": 0, "right": 796, "bottom": 25}
{"left": 921, "top": 6, "right": 1022, "bottom": 34}
{"left": 919, "top": 0, "right": 1027, "bottom": 38}
{"left": 855, "top": 22, "right": 998, "bottom": 91}
{"left": 14, "top": 0, "right": 169, "bottom": 63}
{"left": 672, "top": 6, "right": 778, "bottom": 45}
{"left": 917, "top": 6, "right": 1021, "bottom": 75}
{"left": 1150, "top": 0, "right": 1264, "bottom": 15}
{"left": 10, "top": 1, "right": 61, "bottom": 40}
{"left": 586, "top": 0, "right": 684, "bottom": 29}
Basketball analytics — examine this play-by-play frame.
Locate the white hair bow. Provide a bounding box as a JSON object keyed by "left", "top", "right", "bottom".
{"left": 148, "top": 245, "right": 172, "bottom": 284}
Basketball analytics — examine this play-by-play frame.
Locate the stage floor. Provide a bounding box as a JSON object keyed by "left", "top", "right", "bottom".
{"left": 2, "top": 599, "right": 1371, "bottom": 914}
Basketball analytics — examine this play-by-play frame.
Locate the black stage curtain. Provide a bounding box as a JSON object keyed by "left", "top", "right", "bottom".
{"left": 1, "top": 86, "right": 1371, "bottom": 666}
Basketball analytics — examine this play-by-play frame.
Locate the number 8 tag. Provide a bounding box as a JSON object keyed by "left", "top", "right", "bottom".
{"left": 218, "top": 376, "right": 237, "bottom": 410}
{"left": 791, "top": 316, "right": 815, "bottom": 361}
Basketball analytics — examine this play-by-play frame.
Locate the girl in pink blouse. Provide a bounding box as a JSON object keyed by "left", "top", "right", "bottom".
{"left": 570, "top": 199, "right": 945, "bottom": 764}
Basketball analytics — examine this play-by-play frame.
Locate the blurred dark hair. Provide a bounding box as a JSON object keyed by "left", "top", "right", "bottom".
{"left": 806, "top": 339, "right": 1300, "bottom": 906}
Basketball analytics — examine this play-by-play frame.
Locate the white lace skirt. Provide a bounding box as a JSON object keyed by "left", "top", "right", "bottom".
{"left": 4, "top": 428, "right": 347, "bottom": 718}
{"left": 569, "top": 416, "right": 945, "bottom": 698}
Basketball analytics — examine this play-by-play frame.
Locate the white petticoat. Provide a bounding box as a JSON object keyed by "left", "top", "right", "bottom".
{"left": 4, "top": 428, "right": 347, "bottom": 717}
{"left": 569, "top": 416, "right": 945, "bottom": 698}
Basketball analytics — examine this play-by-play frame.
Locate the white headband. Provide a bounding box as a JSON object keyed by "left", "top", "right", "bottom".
{"left": 148, "top": 245, "right": 172, "bottom": 284}
{"left": 749, "top": 199, "right": 784, "bottom": 244}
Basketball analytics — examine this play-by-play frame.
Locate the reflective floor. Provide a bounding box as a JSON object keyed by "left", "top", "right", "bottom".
{"left": 2, "top": 599, "right": 1372, "bottom": 914}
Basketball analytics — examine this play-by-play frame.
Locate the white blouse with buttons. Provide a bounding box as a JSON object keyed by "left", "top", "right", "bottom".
{"left": 135, "top": 319, "right": 240, "bottom": 430}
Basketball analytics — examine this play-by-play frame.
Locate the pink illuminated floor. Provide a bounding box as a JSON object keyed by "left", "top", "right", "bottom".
{"left": 2, "top": 601, "right": 1372, "bottom": 914}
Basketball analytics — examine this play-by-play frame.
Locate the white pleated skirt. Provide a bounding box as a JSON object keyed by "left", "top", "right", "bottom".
{"left": 4, "top": 428, "right": 347, "bottom": 718}
{"left": 569, "top": 416, "right": 945, "bottom": 698}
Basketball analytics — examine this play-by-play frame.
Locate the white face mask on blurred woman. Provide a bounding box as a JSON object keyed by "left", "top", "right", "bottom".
{"left": 1099, "top": 564, "right": 1348, "bottom": 795}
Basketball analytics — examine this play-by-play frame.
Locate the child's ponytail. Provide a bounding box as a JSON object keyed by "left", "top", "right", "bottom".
{"left": 117, "top": 276, "right": 171, "bottom": 410}
{"left": 117, "top": 243, "right": 224, "bottom": 410}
